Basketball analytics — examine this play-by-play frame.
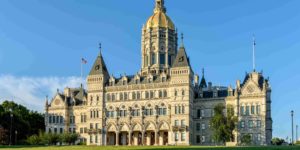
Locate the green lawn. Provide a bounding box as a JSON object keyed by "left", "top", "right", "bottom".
{"left": 0, "top": 146, "right": 300, "bottom": 150}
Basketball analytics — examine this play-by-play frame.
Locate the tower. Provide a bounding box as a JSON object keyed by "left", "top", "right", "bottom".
{"left": 87, "top": 49, "right": 109, "bottom": 145}
{"left": 141, "top": 0, "right": 178, "bottom": 76}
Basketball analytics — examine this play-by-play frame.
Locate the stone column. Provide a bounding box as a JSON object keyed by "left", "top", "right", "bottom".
{"left": 141, "top": 131, "right": 145, "bottom": 146}
{"left": 159, "top": 131, "right": 164, "bottom": 145}
{"left": 146, "top": 132, "right": 151, "bottom": 145}
{"left": 128, "top": 131, "right": 132, "bottom": 146}
{"left": 154, "top": 130, "right": 158, "bottom": 146}
{"left": 133, "top": 132, "right": 138, "bottom": 146}
{"left": 116, "top": 131, "right": 119, "bottom": 146}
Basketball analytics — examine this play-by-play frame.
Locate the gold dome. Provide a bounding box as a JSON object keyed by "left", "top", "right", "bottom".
{"left": 146, "top": 11, "right": 175, "bottom": 30}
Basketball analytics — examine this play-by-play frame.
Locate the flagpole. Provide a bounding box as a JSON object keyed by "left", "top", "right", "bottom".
{"left": 252, "top": 35, "right": 256, "bottom": 72}
{"left": 81, "top": 58, "right": 83, "bottom": 80}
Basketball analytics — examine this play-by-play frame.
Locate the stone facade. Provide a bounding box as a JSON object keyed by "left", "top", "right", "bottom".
{"left": 45, "top": 0, "right": 272, "bottom": 146}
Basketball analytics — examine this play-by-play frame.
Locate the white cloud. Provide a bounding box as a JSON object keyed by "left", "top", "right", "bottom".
{"left": 0, "top": 75, "right": 85, "bottom": 112}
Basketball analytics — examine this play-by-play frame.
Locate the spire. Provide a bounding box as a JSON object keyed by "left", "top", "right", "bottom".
{"left": 154, "top": 0, "right": 166, "bottom": 13}
{"left": 200, "top": 68, "right": 207, "bottom": 88}
{"left": 45, "top": 95, "right": 49, "bottom": 106}
{"left": 180, "top": 33, "right": 184, "bottom": 48}
{"left": 99, "top": 42, "right": 102, "bottom": 56}
{"left": 89, "top": 44, "right": 109, "bottom": 76}
{"left": 172, "top": 41, "right": 190, "bottom": 68}
{"left": 252, "top": 35, "right": 256, "bottom": 72}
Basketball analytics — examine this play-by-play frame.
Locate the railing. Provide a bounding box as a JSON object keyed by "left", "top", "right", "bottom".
{"left": 172, "top": 125, "right": 188, "bottom": 131}
{"left": 87, "top": 129, "right": 102, "bottom": 134}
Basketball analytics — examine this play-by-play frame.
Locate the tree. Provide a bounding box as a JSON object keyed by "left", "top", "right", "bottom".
{"left": 271, "top": 137, "right": 285, "bottom": 145}
{"left": 210, "top": 104, "right": 238, "bottom": 144}
{"left": 0, "top": 101, "right": 45, "bottom": 145}
{"left": 241, "top": 134, "right": 252, "bottom": 145}
{"left": 26, "top": 135, "right": 41, "bottom": 145}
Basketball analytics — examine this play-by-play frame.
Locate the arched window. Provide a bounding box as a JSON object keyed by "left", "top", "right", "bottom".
{"left": 158, "top": 103, "right": 167, "bottom": 116}
{"left": 112, "top": 94, "right": 115, "bottom": 101}
{"left": 159, "top": 90, "right": 163, "bottom": 98}
{"left": 163, "top": 90, "right": 167, "bottom": 98}
{"left": 150, "top": 91, "right": 154, "bottom": 99}
{"left": 132, "top": 92, "right": 136, "bottom": 100}
{"left": 107, "top": 94, "right": 111, "bottom": 101}
{"left": 137, "top": 92, "right": 141, "bottom": 99}
{"left": 145, "top": 91, "right": 149, "bottom": 99}
{"left": 124, "top": 93, "right": 128, "bottom": 100}
{"left": 120, "top": 93, "right": 123, "bottom": 101}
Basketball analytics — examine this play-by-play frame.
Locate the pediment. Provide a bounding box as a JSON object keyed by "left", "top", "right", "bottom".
{"left": 241, "top": 80, "right": 261, "bottom": 95}
{"left": 50, "top": 94, "right": 65, "bottom": 107}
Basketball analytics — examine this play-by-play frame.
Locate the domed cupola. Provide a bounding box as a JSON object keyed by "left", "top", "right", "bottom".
{"left": 146, "top": 0, "right": 175, "bottom": 30}
{"left": 141, "top": 0, "right": 178, "bottom": 76}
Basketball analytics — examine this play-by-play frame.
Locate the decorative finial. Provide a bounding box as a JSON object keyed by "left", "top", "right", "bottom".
{"left": 154, "top": 0, "right": 166, "bottom": 13}
{"left": 252, "top": 34, "right": 256, "bottom": 72}
{"left": 99, "top": 42, "right": 102, "bottom": 56}
{"left": 180, "top": 33, "right": 184, "bottom": 47}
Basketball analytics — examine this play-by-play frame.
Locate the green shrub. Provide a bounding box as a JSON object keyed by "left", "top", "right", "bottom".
{"left": 271, "top": 137, "right": 285, "bottom": 145}
{"left": 26, "top": 135, "right": 41, "bottom": 145}
{"left": 241, "top": 134, "right": 252, "bottom": 146}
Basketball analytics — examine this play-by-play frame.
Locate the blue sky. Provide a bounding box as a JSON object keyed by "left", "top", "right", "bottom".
{"left": 0, "top": 0, "right": 299, "bottom": 140}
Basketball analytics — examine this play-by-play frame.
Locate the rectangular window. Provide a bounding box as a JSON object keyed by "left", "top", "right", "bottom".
{"left": 49, "top": 116, "right": 52, "bottom": 124}
{"left": 175, "top": 106, "right": 178, "bottom": 114}
{"left": 95, "top": 123, "right": 98, "bottom": 129}
{"left": 90, "top": 123, "right": 93, "bottom": 129}
{"left": 80, "top": 128, "right": 83, "bottom": 134}
{"left": 251, "top": 105, "right": 255, "bottom": 114}
{"left": 196, "top": 123, "right": 200, "bottom": 131}
{"left": 256, "top": 105, "right": 261, "bottom": 115}
{"left": 95, "top": 135, "right": 98, "bottom": 143}
{"left": 240, "top": 121, "right": 245, "bottom": 128}
{"left": 246, "top": 106, "right": 250, "bottom": 116}
{"left": 168, "top": 55, "right": 172, "bottom": 66}
{"left": 175, "top": 120, "right": 179, "bottom": 126}
{"left": 54, "top": 128, "right": 57, "bottom": 134}
{"left": 249, "top": 120, "right": 253, "bottom": 128}
{"left": 196, "top": 135, "right": 201, "bottom": 143}
{"left": 257, "top": 120, "right": 261, "bottom": 128}
{"left": 181, "top": 132, "right": 186, "bottom": 141}
{"left": 181, "top": 120, "right": 186, "bottom": 126}
{"left": 90, "top": 135, "right": 93, "bottom": 143}
{"left": 152, "top": 53, "right": 156, "bottom": 65}
{"left": 201, "top": 110, "right": 205, "bottom": 117}
{"left": 197, "top": 109, "right": 201, "bottom": 118}
{"left": 240, "top": 106, "right": 244, "bottom": 116}
{"left": 60, "top": 128, "right": 63, "bottom": 134}
{"left": 175, "top": 132, "right": 179, "bottom": 141}
{"left": 84, "top": 127, "right": 87, "bottom": 133}
{"left": 160, "top": 53, "right": 166, "bottom": 65}
{"left": 257, "top": 134, "right": 261, "bottom": 141}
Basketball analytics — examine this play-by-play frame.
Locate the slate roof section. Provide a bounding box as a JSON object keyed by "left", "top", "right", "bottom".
{"left": 172, "top": 46, "right": 190, "bottom": 67}
{"left": 89, "top": 53, "right": 109, "bottom": 76}
{"left": 107, "top": 75, "right": 170, "bottom": 87}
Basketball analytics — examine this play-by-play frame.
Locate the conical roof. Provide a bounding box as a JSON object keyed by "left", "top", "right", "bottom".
{"left": 89, "top": 53, "right": 109, "bottom": 76}
{"left": 172, "top": 46, "right": 190, "bottom": 67}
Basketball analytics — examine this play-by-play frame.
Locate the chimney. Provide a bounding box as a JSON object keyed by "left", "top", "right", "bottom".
{"left": 208, "top": 82, "right": 212, "bottom": 91}
{"left": 194, "top": 74, "right": 199, "bottom": 86}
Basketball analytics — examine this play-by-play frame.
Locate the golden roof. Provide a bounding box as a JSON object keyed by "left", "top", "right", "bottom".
{"left": 146, "top": 11, "right": 175, "bottom": 30}
{"left": 145, "top": 0, "right": 175, "bottom": 30}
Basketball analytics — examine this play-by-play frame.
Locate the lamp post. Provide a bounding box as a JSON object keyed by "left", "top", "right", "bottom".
{"left": 9, "top": 108, "right": 13, "bottom": 146}
{"left": 296, "top": 125, "right": 298, "bottom": 143}
{"left": 291, "top": 110, "right": 294, "bottom": 145}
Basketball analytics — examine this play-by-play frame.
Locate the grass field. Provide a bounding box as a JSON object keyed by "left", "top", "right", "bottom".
{"left": 0, "top": 146, "right": 300, "bottom": 150}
